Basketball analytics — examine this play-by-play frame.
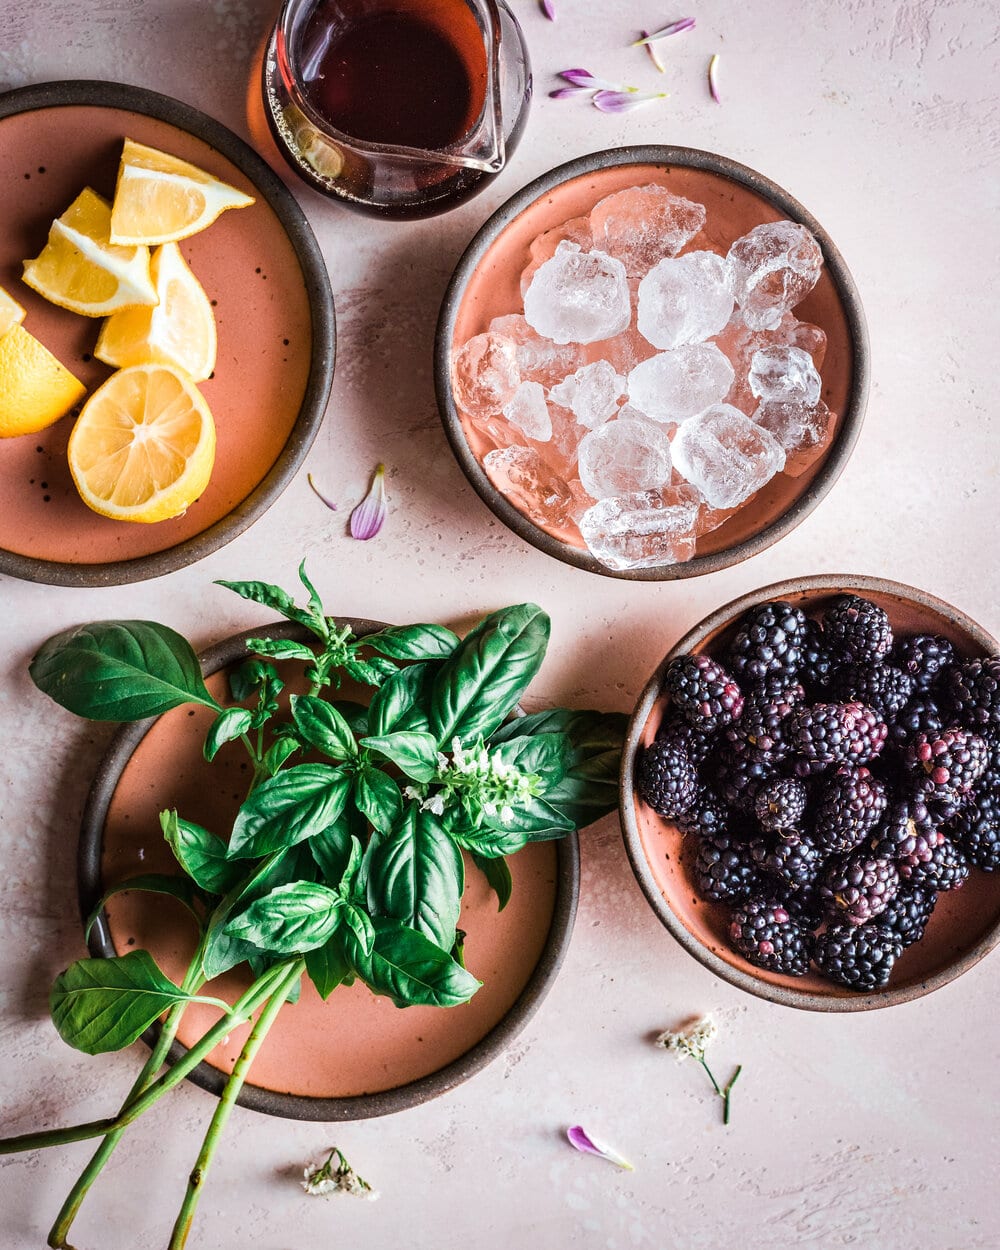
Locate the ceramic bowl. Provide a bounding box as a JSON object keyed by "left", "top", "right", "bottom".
{"left": 434, "top": 145, "right": 869, "bottom": 580}
{"left": 80, "top": 620, "right": 579, "bottom": 1119}
{"left": 620, "top": 575, "right": 1000, "bottom": 1011}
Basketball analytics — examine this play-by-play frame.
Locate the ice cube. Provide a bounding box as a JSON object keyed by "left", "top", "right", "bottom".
{"left": 488, "top": 313, "right": 583, "bottom": 387}
{"left": 523, "top": 243, "right": 631, "bottom": 345}
{"left": 727, "top": 221, "right": 823, "bottom": 332}
{"left": 451, "top": 333, "right": 520, "bottom": 417}
{"left": 576, "top": 418, "right": 672, "bottom": 499}
{"left": 627, "top": 344, "right": 735, "bottom": 423}
{"left": 483, "top": 445, "right": 576, "bottom": 527}
{"left": 749, "top": 345, "right": 822, "bottom": 406}
{"left": 589, "top": 184, "right": 707, "bottom": 277}
{"left": 672, "top": 404, "right": 785, "bottom": 509}
{"left": 549, "top": 360, "right": 625, "bottom": 429}
{"left": 787, "top": 320, "right": 828, "bottom": 370}
{"left": 503, "top": 380, "right": 552, "bottom": 441}
{"left": 636, "top": 251, "right": 734, "bottom": 350}
{"left": 579, "top": 484, "right": 702, "bottom": 570}
{"left": 752, "top": 398, "right": 834, "bottom": 476}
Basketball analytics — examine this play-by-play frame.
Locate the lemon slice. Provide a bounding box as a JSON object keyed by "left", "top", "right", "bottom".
{"left": 0, "top": 285, "right": 26, "bottom": 338}
{"left": 95, "top": 243, "right": 217, "bottom": 382}
{"left": 68, "top": 363, "right": 216, "bottom": 523}
{"left": 110, "top": 138, "right": 255, "bottom": 245}
{"left": 22, "top": 188, "right": 157, "bottom": 317}
{"left": 0, "top": 324, "right": 86, "bottom": 438}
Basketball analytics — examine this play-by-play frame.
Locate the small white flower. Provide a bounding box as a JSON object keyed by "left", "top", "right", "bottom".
{"left": 422, "top": 793, "right": 446, "bottom": 816}
{"left": 655, "top": 1013, "right": 718, "bottom": 1062}
{"left": 300, "top": 1148, "right": 377, "bottom": 1200}
{"left": 403, "top": 785, "right": 422, "bottom": 801}
{"left": 499, "top": 804, "right": 514, "bottom": 824}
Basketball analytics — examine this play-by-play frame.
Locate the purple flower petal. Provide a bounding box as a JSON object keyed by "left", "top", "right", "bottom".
{"left": 592, "top": 89, "right": 669, "bottom": 114}
{"left": 566, "top": 1126, "right": 634, "bottom": 1170}
{"left": 350, "top": 463, "right": 387, "bottom": 540}
{"left": 558, "top": 68, "right": 619, "bottom": 90}
{"left": 539, "top": 0, "right": 556, "bottom": 19}
{"left": 708, "top": 53, "right": 721, "bottom": 103}
{"left": 641, "top": 31, "right": 667, "bottom": 74}
{"left": 632, "top": 17, "right": 695, "bottom": 46}
{"left": 549, "top": 86, "right": 596, "bottom": 100}
{"left": 307, "top": 473, "right": 338, "bottom": 511}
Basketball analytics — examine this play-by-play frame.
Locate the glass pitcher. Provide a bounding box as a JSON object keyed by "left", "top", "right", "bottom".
{"left": 260, "top": 0, "right": 531, "bottom": 219}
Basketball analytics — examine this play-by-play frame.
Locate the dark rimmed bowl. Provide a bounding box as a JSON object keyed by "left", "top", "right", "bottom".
{"left": 621, "top": 575, "right": 1000, "bottom": 1011}
{"left": 80, "top": 619, "right": 579, "bottom": 1119}
{"left": 434, "top": 145, "right": 869, "bottom": 580}
{"left": 0, "top": 80, "right": 335, "bottom": 587}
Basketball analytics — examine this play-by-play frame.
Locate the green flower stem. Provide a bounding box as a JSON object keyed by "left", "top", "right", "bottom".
{"left": 698, "top": 1056, "right": 723, "bottom": 1098}
{"left": 722, "top": 1064, "right": 742, "bottom": 1126}
{"left": 167, "top": 959, "right": 304, "bottom": 1250}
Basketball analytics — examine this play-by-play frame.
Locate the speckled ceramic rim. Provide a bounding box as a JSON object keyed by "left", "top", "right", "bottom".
{"left": 434, "top": 145, "right": 871, "bottom": 580}
{"left": 620, "top": 574, "right": 1000, "bottom": 1011}
{"left": 0, "top": 80, "right": 336, "bottom": 588}
{"left": 79, "top": 620, "right": 580, "bottom": 1120}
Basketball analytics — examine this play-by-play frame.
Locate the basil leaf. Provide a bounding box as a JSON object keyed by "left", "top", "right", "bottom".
{"left": 354, "top": 768, "right": 403, "bottom": 834}
{"left": 329, "top": 700, "right": 369, "bottom": 736}
{"left": 483, "top": 793, "right": 575, "bottom": 837}
{"left": 161, "top": 811, "right": 243, "bottom": 896}
{"left": 30, "top": 621, "right": 219, "bottom": 721}
{"left": 305, "top": 932, "right": 352, "bottom": 1000}
{"left": 308, "top": 813, "right": 354, "bottom": 885}
{"left": 428, "top": 604, "right": 549, "bottom": 747}
{"left": 367, "top": 662, "right": 433, "bottom": 736}
{"left": 228, "top": 658, "right": 281, "bottom": 703}
{"left": 297, "top": 561, "right": 325, "bottom": 629}
{"left": 344, "top": 656, "right": 385, "bottom": 687}
{"left": 346, "top": 919, "right": 481, "bottom": 1008}
{"left": 534, "top": 710, "right": 628, "bottom": 826}
{"left": 364, "top": 624, "right": 460, "bottom": 662}
{"left": 50, "top": 951, "right": 200, "bottom": 1055}
{"left": 448, "top": 825, "right": 532, "bottom": 858}
{"left": 340, "top": 900, "right": 375, "bottom": 957}
{"left": 84, "top": 873, "right": 202, "bottom": 940}
{"left": 244, "top": 638, "right": 317, "bottom": 662}
{"left": 471, "top": 852, "right": 512, "bottom": 911}
{"left": 215, "top": 578, "right": 323, "bottom": 635}
{"left": 224, "top": 882, "right": 344, "bottom": 954}
{"left": 491, "top": 731, "right": 572, "bottom": 782}
{"left": 203, "top": 707, "right": 254, "bottom": 762}
{"left": 359, "top": 731, "right": 439, "bottom": 782}
{"left": 339, "top": 836, "right": 366, "bottom": 901}
{"left": 366, "top": 807, "right": 464, "bottom": 950}
{"left": 291, "top": 694, "right": 358, "bottom": 760}
{"left": 227, "top": 764, "right": 351, "bottom": 859}
{"left": 262, "top": 735, "right": 300, "bottom": 777}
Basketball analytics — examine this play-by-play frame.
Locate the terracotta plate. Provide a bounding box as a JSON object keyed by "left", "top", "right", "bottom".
{"left": 80, "top": 621, "right": 579, "bottom": 1120}
{"left": 621, "top": 575, "right": 1000, "bottom": 1011}
{"left": 0, "top": 81, "right": 335, "bottom": 586}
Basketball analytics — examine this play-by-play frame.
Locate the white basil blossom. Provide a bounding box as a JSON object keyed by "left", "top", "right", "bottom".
{"left": 655, "top": 1013, "right": 718, "bottom": 1062}
{"left": 301, "top": 1147, "right": 379, "bottom": 1201}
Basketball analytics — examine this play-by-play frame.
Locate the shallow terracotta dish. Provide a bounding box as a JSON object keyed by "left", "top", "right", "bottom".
{"left": 621, "top": 575, "right": 1000, "bottom": 1011}
{"left": 80, "top": 620, "right": 579, "bottom": 1120}
{"left": 434, "top": 146, "right": 869, "bottom": 579}
{"left": 0, "top": 81, "right": 335, "bottom": 587}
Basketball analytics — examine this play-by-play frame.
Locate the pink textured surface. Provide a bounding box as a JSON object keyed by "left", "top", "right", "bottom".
{"left": 2, "top": 2, "right": 999, "bottom": 1249}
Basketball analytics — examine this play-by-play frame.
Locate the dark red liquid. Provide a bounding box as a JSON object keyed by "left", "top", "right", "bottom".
{"left": 301, "top": 5, "right": 482, "bottom": 150}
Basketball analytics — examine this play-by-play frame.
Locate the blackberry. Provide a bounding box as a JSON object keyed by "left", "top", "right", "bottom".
{"left": 812, "top": 765, "right": 887, "bottom": 854}
{"left": 749, "top": 833, "right": 823, "bottom": 892}
{"left": 691, "top": 834, "right": 760, "bottom": 904}
{"left": 905, "top": 727, "right": 989, "bottom": 797}
{"left": 946, "top": 657, "right": 1000, "bottom": 731}
{"left": 948, "top": 788, "right": 1000, "bottom": 870}
{"left": 790, "top": 702, "right": 888, "bottom": 770}
{"left": 878, "top": 885, "right": 938, "bottom": 947}
{"left": 728, "top": 896, "right": 810, "bottom": 975}
{"left": 909, "top": 775, "right": 970, "bottom": 825}
{"left": 885, "top": 695, "right": 946, "bottom": 754}
{"left": 665, "top": 654, "right": 744, "bottom": 731}
{"left": 676, "top": 787, "right": 730, "bottom": 840}
{"left": 778, "top": 883, "right": 826, "bottom": 931}
{"left": 893, "top": 635, "right": 956, "bottom": 692}
{"left": 831, "top": 662, "right": 914, "bottom": 720}
{"left": 636, "top": 739, "right": 698, "bottom": 818}
{"left": 726, "top": 685, "right": 803, "bottom": 764}
{"left": 820, "top": 852, "right": 900, "bottom": 925}
{"left": 727, "top": 601, "right": 808, "bottom": 685}
{"left": 655, "top": 713, "right": 715, "bottom": 767}
{"left": 812, "top": 922, "right": 902, "bottom": 991}
{"left": 908, "top": 835, "right": 970, "bottom": 892}
{"left": 822, "top": 595, "right": 893, "bottom": 661}
{"left": 800, "top": 618, "right": 836, "bottom": 693}
{"left": 871, "top": 798, "right": 941, "bottom": 879}
{"left": 715, "top": 745, "right": 774, "bottom": 813}
{"left": 754, "top": 776, "right": 808, "bottom": 832}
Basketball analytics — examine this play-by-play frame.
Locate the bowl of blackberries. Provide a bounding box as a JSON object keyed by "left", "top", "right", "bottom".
{"left": 621, "top": 575, "right": 1000, "bottom": 1010}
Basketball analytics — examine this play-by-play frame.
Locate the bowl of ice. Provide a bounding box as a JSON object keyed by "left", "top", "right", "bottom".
{"left": 434, "top": 146, "right": 869, "bottom": 578}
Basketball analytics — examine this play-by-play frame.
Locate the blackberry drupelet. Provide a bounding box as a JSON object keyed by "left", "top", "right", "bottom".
{"left": 676, "top": 787, "right": 730, "bottom": 840}
{"left": 812, "top": 764, "right": 888, "bottom": 854}
{"left": 692, "top": 833, "right": 760, "bottom": 904}
{"left": 822, "top": 595, "right": 893, "bottom": 661}
{"left": 636, "top": 739, "right": 698, "bottom": 819}
{"left": 749, "top": 833, "right": 823, "bottom": 892}
{"left": 726, "top": 684, "right": 804, "bottom": 763}
{"left": 905, "top": 727, "right": 989, "bottom": 797}
{"left": 790, "top": 701, "right": 888, "bottom": 770}
{"left": 715, "top": 744, "right": 774, "bottom": 813}
{"left": 885, "top": 695, "right": 946, "bottom": 754}
{"left": 820, "top": 852, "right": 900, "bottom": 924}
{"left": 949, "top": 788, "right": 1000, "bottom": 870}
{"left": 728, "top": 897, "right": 811, "bottom": 975}
{"left": 908, "top": 835, "right": 970, "bottom": 892}
{"left": 946, "top": 657, "right": 1000, "bottom": 731}
{"left": 727, "top": 601, "right": 808, "bottom": 685}
{"left": 754, "top": 776, "right": 808, "bottom": 832}
{"left": 893, "top": 634, "right": 956, "bottom": 692}
{"left": 665, "top": 653, "right": 744, "bottom": 731}
{"left": 655, "top": 712, "right": 716, "bottom": 767}
{"left": 831, "top": 662, "right": 914, "bottom": 720}
{"left": 812, "top": 923, "right": 903, "bottom": 991}
{"left": 878, "top": 885, "right": 938, "bottom": 947}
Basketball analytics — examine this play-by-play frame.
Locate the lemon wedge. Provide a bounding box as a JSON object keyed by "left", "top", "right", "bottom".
{"left": 22, "top": 188, "right": 157, "bottom": 317}
{"left": 0, "top": 324, "right": 86, "bottom": 438}
{"left": 68, "top": 363, "right": 216, "bottom": 523}
{"left": 95, "top": 243, "right": 217, "bottom": 382}
{"left": 0, "top": 285, "right": 27, "bottom": 338}
{"left": 110, "top": 138, "right": 255, "bottom": 245}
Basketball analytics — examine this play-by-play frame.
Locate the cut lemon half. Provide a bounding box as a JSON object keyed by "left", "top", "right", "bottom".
{"left": 0, "top": 324, "right": 86, "bottom": 438}
{"left": 68, "top": 363, "right": 216, "bottom": 523}
{"left": 22, "top": 187, "right": 157, "bottom": 317}
{"left": 110, "top": 138, "right": 255, "bottom": 245}
{"left": 95, "top": 243, "right": 217, "bottom": 382}
{"left": 0, "top": 285, "right": 26, "bottom": 338}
